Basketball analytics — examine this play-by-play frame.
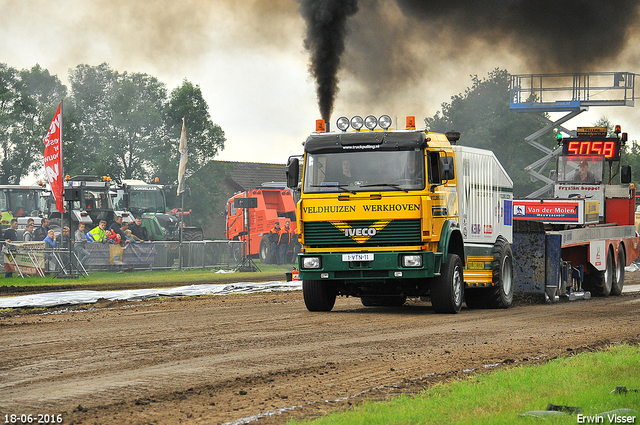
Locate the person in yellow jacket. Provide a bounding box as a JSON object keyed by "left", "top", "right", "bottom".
{"left": 88, "top": 220, "right": 108, "bottom": 242}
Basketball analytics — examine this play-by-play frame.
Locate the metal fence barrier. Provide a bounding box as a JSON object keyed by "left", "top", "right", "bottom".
{"left": 130, "top": 240, "right": 245, "bottom": 270}
{"left": 3, "top": 240, "right": 247, "bottom": 274}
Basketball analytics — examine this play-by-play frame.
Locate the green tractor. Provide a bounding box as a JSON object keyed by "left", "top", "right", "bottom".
{"left": 114, "top": 180, "right": 203, "bottom": 241}
{"left": 0, "top": 183, "right": 48, "bottom": 230}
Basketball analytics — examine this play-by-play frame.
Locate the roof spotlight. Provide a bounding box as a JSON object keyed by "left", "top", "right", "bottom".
{"left": 336, "top": 117, "right": 350, "bottom": 131}
{"left": 364, "top": 115, "right": 377, "bottom": 130}
{"left": 379, "top": 115, "right": 392, "bottom": 130}
{"left": 351, "top": 116, "right": 364, "bottom": 131}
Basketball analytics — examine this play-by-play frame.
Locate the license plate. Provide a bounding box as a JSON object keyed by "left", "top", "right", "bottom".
{"left": 342, "top": 253, "right": 374, "bottom": 262}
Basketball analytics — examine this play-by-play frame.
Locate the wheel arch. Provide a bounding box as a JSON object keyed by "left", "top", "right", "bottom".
{"left": 437, "top": 219, "right": 465, "bottom": 265}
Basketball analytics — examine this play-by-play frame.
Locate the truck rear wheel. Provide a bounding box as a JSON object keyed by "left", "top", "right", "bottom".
{"left": 259, "top": 235, "right": 270, "bottom": 263}
{"left": 303, "top": 280, "right": 337, "bottom": 312}
{"left": 486, "top": 236, "right": 514, "bottom": 308}
{"left": 465, "top": 237, "right": 514, "bottom": 309}
{"left": 431, "top": 254, "right": 463, "bottom": 314}
{"left": 585, "top": 247, "right": 614, "bottom": 297}
{"left": 611, "top": 246, "right": 626, "bottom": 296}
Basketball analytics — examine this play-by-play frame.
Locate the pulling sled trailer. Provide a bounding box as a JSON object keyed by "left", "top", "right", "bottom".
{"left": 513, "top": 126, "right": 640, "bottom": 301}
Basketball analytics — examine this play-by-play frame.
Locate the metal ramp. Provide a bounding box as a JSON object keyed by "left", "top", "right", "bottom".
{"left": 509, "top": 72, "right": 636, "bottom": 198}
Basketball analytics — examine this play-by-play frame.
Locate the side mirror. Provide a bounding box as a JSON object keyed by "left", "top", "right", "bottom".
{"left": 621, "top": 165, "right": 632, "bottom": 184}
{"left": 439, "top": 156, "right": 455, "bottom": 181}
{"left": 286, "top": 157, "right": 300, "bottom": 188}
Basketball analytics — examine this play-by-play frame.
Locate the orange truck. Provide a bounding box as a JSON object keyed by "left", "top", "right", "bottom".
{"left": 225, "top": 184, "right": 299, "bottom": 263}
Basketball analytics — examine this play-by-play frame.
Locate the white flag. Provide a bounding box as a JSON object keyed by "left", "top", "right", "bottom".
{"left": 177, "top": 117, "right": 188, "bottom": 195}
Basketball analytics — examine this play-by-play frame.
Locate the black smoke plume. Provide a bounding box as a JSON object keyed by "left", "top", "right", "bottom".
{"left": 298, "top": 0, "right": 359, "bottom": 122}
{"left": 395, "top": 0, "right": 640, "bottom": 72}
{"left": 299, "top": 0, "right": 640, "bottom": 116}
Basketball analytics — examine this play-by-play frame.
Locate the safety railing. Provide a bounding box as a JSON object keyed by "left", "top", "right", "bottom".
{"left": 2, "top": 240, "right": 246, "bottom": 275}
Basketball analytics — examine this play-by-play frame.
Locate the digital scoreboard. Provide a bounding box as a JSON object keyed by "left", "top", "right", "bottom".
{"left": 562, "top": 139, "right": 621, "bottom": 161}
{"left": 560, "top": 126, "right": 623, "bottom": 161}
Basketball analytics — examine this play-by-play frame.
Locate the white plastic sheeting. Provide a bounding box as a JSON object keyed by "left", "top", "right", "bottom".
{"left": 0, "top": 281, "right": 302, "bottom": 309}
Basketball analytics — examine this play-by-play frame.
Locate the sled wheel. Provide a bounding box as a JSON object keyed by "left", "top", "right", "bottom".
{"left": 611, "top": 246, "right": 626, "bottom": 296}
{"left": 586, "top": 246, "right": 614, "bottom": 297}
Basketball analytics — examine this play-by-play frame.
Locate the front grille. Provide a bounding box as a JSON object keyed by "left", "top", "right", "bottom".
{"left": 303, "top": 219, "right": 421, "bottom": 247}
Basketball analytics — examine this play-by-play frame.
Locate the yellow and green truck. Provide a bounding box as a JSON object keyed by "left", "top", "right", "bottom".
{"left": 286, "top": 116, "right": 514, "bottom": 313}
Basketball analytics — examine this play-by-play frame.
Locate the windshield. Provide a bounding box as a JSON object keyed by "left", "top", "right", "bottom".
{"left": 61, "top": 188, "right": 113, "bottom": 211}
{"left": 556, "top": 155, "right": 604, "bottom": 184}
{"left": 303, "top": 150, "right": 425, "bottom": 193}
{"left": 1, "top": 190, "right": 41, "bottom": 216}
{"left": 129, "top": 188, "right": 166, "bottom": 214}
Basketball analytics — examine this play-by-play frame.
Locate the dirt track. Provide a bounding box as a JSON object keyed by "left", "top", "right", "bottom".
{"left": 1, "top": 278, "right": 640, "bottom": 425}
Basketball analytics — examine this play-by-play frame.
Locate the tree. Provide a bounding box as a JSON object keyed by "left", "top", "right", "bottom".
{"left": 426, "top": 69, "right": 556, "bottom": 196}
{"left": 66, "top": 64, "right": 167, "bottom": 181}
{"left": 153, "top": 80, "right": 226, "bottom": 186}
{"left": 595, "top": 115, "right": 640, "bottom": 189}
{"left": 0, "top": 63, "right": 65, "bottom": 184}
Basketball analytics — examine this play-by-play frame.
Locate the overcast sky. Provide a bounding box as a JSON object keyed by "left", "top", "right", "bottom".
{"left": 1, "top": 0, "right": 639, "bottom": 173}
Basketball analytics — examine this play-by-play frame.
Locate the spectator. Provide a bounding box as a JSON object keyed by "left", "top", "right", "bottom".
{"left": 109, "top": 215, "right": 125, "bottom": 241}
{"left": 44, "top": 229, "right": 58, "bottom": 272}
{"left": 74, "top": 222, "right": 90, "bottom": 266}
{"left": 58, "top": 226, "right": 71, "bottom": 249}
{"left": 129, "top": 216, "right": 149, "bottom": 241}
{"left": 123, "top": 229, "right": 137, "bottom": 244}
{"left": 56, "top": 226, "right": 72, "bottom": 269}
{"left": 22, "top": 221, "right": 35, "bottom": 242}
{"left": 268, "top": 221, "right": 281, "bottom": 264}
{"left": 278, "top": 221, "right": 293, "bottom": 265}
{"left": 122, "top": 223, "right": 142, "bottom": 242}
{"left": 33, "top": 217, "right": 50, "bottom": 241}
{"left": 105, "top": 230, "right": 121, "bottom": 244}
{"left": 4, "top": 219, "right": 19, "bottom": 278}
{"left": 4, "top": 218, "right": 18, "bottom": 242}
{"left": 44, "top": 229, "right": 57, "bottom": 248}
{"left": 88, "top": 220, "right": 108, "bottom": 242}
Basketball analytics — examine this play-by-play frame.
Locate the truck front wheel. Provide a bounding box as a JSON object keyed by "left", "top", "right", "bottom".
{"left": 303, "top": 280, "right": 337, "bottom": 312}
{"left": 431, "top": 254, "right": 464, "bottom": 314}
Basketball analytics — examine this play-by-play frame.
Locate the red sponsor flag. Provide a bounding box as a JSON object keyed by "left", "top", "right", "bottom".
{"left": 43, "top": 102, "right": 65, "bottom": 213}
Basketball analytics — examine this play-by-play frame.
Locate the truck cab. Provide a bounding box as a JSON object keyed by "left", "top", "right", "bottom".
{"left": 0, "top": 184, "right": 48, "bottom": 228}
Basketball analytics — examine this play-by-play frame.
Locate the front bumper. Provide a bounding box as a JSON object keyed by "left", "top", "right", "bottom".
{"left": 298, "top": 251, "right": 441, "bottom": 281}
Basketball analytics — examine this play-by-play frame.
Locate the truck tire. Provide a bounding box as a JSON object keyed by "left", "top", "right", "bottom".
{"left": 361, "top": 295, "right": 407, "bottom": 307}
{"left": 486, "top": 236, "right": 514, "bottom": 309}
{"left": 611, "top": 246, "right": 626, "bottom": 296}
{"left": 431, "top": 253, "right": 463, "bottom": 314}
{"left": 48, "top": 218, "right": 62, "bottom": 235}
{"left": 181, "top": 228, "right": 204, "bottom": 241}
{"left": 303, "top": 280, "right": 337, "bottom": 312}
{"left": 585, "top": 247, "right": 614, "bottom": 297}
{"left": 259, "top": 235, "right": 270, "bottom": 263}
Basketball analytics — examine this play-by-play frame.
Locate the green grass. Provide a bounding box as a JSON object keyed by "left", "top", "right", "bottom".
{"left": 0, "top": 260, "right": 296, "bottom": 289}
{"left": 292, "top": 344, "right": 640, "bottom": 425}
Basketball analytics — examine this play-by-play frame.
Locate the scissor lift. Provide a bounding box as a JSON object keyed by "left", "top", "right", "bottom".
{"left": 509, "top": 72, "right": 636, "bottom": 197}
